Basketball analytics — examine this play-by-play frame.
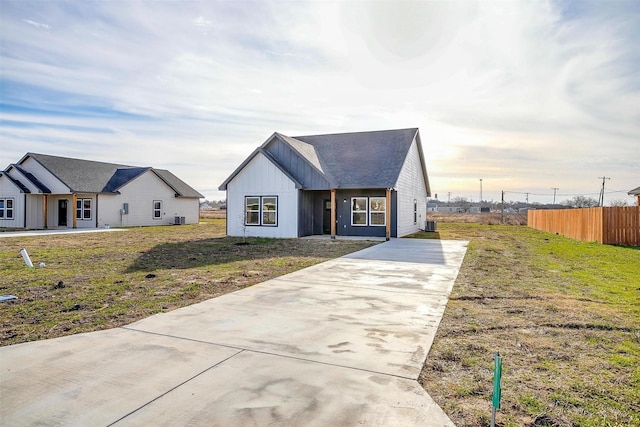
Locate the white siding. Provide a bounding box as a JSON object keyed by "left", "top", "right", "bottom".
{"left": 25, "top": 195, "right": 44, "bottom": 228}
{"left": 226, "top": 152, "right": 298, "bottom": 238}
{"left": 19, "top": 157, "right": 70, "bottom": 193}
{"left": 395, "top": 136, "right": 429, "bottom": 237}
{"left": 98, "top": 170, "right": 200, "bottom": 227}
{"left": 0, "top": 176, "right": 25, "bottom": 228}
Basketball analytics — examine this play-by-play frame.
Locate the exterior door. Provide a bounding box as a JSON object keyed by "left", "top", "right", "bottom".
{"left": 322, "top": 199, "right": 331, "bottom": 234}
{"left": 58, "top": 200, "right": 68, "bottom": 226}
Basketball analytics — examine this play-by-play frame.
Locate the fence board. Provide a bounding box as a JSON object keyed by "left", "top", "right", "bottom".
{"left": 528, "top": 206, "right": 640, "bottom": 246}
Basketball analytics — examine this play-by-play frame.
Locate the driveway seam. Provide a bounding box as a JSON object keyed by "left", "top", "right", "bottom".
{"left": 120, "top": 326, "right": 420, "bottom": 381}
{"left": 107, "top": 347, "right": 245, "bottom": 426}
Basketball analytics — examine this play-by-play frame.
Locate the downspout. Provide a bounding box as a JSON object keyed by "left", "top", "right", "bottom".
{"left": 43, "top": 194, "right": 48, "bottom": 229}
{"left": 385, "top": 188, "right": 391, "bottom": 241}
{"left": 95, "top": 194, "right": 99, "bottom": 228}
{"left": 72, "top": 194, "right": 78, "bottom": 229}
{"left": 330, "top": 189, "right": 336, "bottom": 239}
{"left": 23, "top": 193, "right": 27, "bottom": 228}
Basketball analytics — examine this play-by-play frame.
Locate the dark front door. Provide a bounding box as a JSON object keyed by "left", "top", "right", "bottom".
{"left": 58, "top": 200, "right": 68, "bottom": 226}
{"left": 322, "top": 199, "right": 331, "bottom": 234}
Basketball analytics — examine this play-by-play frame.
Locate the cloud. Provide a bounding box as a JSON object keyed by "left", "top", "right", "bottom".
{"left": 1, "top": 0, "right": 638, "bottom": 204}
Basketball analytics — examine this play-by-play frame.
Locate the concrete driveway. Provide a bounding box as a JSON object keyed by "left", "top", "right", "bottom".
{"left": 0, "top": 238, "right": 468, "bottom": 426}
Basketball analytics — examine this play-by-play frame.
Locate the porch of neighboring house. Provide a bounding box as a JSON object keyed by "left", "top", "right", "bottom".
{"left": 35, "top": 193, "right": 95, "bottom": 229}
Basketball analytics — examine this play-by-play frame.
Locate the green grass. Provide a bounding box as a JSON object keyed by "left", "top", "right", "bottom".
{"left": 417, "top": 222, "right": 640, "bottom": 427}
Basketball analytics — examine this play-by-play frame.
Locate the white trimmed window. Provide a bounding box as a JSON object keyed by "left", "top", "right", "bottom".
{"left": 369, "top": 197, "right": 386, "bottom": 226}
{"left": 76, "top": 198, "right": 92, "bottom": 220}
{"left": 351, "top": 197, "right": 368, "bottom": 226}
{"left": 245, "top": 196, "right": 278, "bottom": 226}
{"left": 0, "top": 198, "right": 14, "bottom": 219}
{"left": 153, "top": 200, "right": 162, "bottom": 219}
{"left": 413, "top": 199, "right": 417, "bottom": 224}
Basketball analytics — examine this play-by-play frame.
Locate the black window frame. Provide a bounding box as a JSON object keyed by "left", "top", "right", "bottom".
{"left": 76, "top": 198, "right": 92, "bottom": 220}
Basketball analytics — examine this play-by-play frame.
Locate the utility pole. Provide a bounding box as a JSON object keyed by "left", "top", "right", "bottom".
{"left": 501, "top": 190, "right": 505, "bottom": 223}
{"left": 525, "top": 193, "right": 529, "bottom": 205}
{"left": 479, "top": 179, "right": 483, "bottom": 212}
{"left": 447, "top": 192, "right": 451, "bottom": 204}
{"left": 598, "top": 176, "right": 611, "bottom": 207}
{"left": 551, "top": 187, "right": 559, "bottom": 206}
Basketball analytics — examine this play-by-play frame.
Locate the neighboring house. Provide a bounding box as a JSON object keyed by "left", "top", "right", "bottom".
{"left": 0, "top": 153, "right": 203, "bottom": 229}
{"left": 628, "top": 186, "right": 640, "bottom": 206}
{"left": 218, "top": 128, "right": 431, "bottom": 239}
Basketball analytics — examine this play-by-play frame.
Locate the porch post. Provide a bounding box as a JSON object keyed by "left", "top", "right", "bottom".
{"left": 72, "top": 194, "right": 77, "bottom": 229}
{"left": 43, "top": 194, "right": 48, "bottom": 229}
{"left": 330, "top": 189, "right": 336, "bottom": 239}
{"left": 385, "top": 188, "right": 391, "bottom": 241}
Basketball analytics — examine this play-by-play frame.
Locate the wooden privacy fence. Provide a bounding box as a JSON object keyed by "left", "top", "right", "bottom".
{"left": 528, "top": 206, "right": 640, "bottom": 246}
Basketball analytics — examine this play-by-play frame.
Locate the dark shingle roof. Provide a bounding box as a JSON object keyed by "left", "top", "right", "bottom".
{"left": 293, "top": 128, "right": 420, "bottom": 189}
{"left": 0, "top": 171, "right": 31, "bottom": 193}
{"left": 219, "top": 128, "right": 430, "bottom": 193}
{"left": 19, "top": 153, "right": 202, "bottom": 197}
{"left": 153, "top": 169, "right": 204, "bottom": 198}
{"left": 10, "top": 164, "right": 52, "bottom": 193}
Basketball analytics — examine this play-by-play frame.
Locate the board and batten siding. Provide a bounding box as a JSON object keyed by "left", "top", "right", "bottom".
{"left": 98, "top": 170, "right": 199, "bottom": 227}
{"left": 226, "top": 152, "right": 299, "bottom": 238}
{"left": 395, "top": 136, "right": 428, "bottom": 237}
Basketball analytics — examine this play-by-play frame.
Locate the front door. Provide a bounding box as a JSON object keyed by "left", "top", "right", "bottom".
{"left": 58, "top": 200, "right": 68, "bottom": 226}
{"left": 322, "top": 199, "right": 331, "bottom": 234}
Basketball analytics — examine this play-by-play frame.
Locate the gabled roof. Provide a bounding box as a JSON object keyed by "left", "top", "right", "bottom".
{"left": 628, "top": 186, "right": 640, "bottom": 196}
{"left": 6, "top": 164, "right": 52, "bottom": 193}
{"left": 15, "top": 153, "right": 202, "bottom": 198}
{"left": 218, "top": 145, "right": 304, "bottom": 191}
{"left": 0, "top": 171, "right": 31, "bottom": 193}
{"left": 219, "top": 128, "right": 430, "bottom": 194}
{"left": 293, "top": 128, "right": 422, "bottom": 189}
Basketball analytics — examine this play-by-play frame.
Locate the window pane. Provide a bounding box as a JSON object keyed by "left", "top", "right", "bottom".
{"left": 370, "top": 212, "right": 385, "bottom": 225}
{"left": 370, "top": 197, "right": 385, "bottom": 212}
{"left": 154, "top": 201, "right": 161, "bottom": 210}
{"left": 352, "top": 212, "right": 367, "bottom": 225}
{"left": 154, "top": 210, "right": 161, "bottom": 218}
{"left": 263, "top": 212, "right": 276, "bottom": 225}
{"left": 77, "top": 200, "right": 82, "bottom": 209}
{"left": 262, "top": 197, "right": 276, "bottom": 211}
{"left": 245, "top": 197, "right": 259, "bottom": 210}
{"left": 352, "top": 198, "right": 367, "bottom": 212}
{"left": 0, "top": 200, "right": 4, "bottom": 209}
{"left": 6, "top": 199, "right": 12, "bottom": 208}
{"left": 83, "top": 199, "right": 91, "bottom": 209}
{"left": 246, "top": 212, "right": 259, "bottom": 225}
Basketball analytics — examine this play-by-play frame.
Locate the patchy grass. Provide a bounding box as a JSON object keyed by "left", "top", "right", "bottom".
{"left": 417, "top": 221, "right": 640, "bottom": 427}
{"left": 0, "top": 220, "right": 376, "bottom": 346}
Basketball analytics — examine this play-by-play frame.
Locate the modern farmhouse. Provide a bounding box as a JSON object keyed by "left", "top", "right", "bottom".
{"left": 0, "top": 153, "right": 203, "bottom": 229}
{"left": 219, "top": 128, "right": 431, "bottom": 239}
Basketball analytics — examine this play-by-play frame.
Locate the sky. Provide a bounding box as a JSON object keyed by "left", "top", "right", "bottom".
{"left": 1, "top": 0, "right": 638, "bottom": 205}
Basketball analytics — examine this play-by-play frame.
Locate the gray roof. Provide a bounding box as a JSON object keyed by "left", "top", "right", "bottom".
{"left": 628, "top": 186, "right": 640, "bottom": 196}
{"left": 14, "top": 153, "right": 203, "bottom": 198}
{"left": 219, "top": 128, "right": 430, "bottom": 193}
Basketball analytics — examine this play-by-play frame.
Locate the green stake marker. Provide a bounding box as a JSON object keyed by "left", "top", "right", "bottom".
{"left": 491, "top": 351, "right": 503, "bottom": 427}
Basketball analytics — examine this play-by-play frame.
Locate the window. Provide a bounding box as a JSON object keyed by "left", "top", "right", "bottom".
{"left": 0, "top": 198, "right": 14, "bottom": 219}
{"left": 245, "top": 196, "right": 278, "bottom": 226}
{"left": 76, "top": 198, "right": 91, "bottom": 220}
{"left": 369, "top": 197, "right": 386, "bottom": 226}
{"left": 351, "top": 197, "right": 367, "bottom": 226}
{"left": 262, "top": 197, "right": 277, "bottom": 225}
{"left": 351, "top": 196, "right": 386, "bottom": 226}
{"left": 413, "top": 199, "right": 417, "bottom": 224}
{"left": 153, "top": 200, "right": 162, "bottom": 219}
{"left": 245, "top": 197, "right": 260, "bottom": 225}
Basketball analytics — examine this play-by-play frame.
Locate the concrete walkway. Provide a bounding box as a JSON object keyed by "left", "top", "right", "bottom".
{"left": 0, "top": 238, "right": 468, "bottom": 426}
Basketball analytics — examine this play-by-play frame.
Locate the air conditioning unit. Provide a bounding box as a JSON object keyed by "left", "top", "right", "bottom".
{"left": 425, "top": 220, "right": 437, "bottom": 232}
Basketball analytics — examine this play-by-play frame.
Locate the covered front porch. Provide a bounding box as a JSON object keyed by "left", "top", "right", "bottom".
{"left": 298, "top": 189, "right": 397, "bottom": 240}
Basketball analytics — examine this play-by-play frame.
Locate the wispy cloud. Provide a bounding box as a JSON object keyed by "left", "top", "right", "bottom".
{"left": 1, "top": 0, "right": 638, "bottom": 204}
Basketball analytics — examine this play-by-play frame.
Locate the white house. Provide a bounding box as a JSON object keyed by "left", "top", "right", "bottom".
{"left": 0, "top": 153, "right": 203, "bottom": 229}
{"left": 219, "top": 128, "right": 431, "bottom": 239}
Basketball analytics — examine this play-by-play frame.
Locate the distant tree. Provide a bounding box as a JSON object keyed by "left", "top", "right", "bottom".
{"left": 562, "top": 196, "right": 599, "bottom": 208}
{"left": 451, "top": 196, "right": 471, "bottom": 212}
{"left": 609, "top": 198, "right": 629, "bottom": 207}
